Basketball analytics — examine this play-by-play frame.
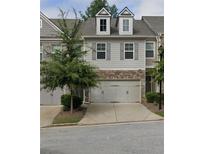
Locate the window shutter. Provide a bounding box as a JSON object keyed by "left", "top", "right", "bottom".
{"left": 107, "top": 42, "right": 111, "bottom": 60}
{"left": 92, "top": 42, "right": 96, "bottom": 60}
{"left": 135, "top": 42, "right": 138, "bottom": 60}
{"left": 120, "top": 42, "right": 124, "bottom": 60}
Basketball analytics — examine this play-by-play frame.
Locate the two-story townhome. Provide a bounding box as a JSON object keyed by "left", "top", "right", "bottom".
{"left": 40, "top": 7, "right": 164, "bottom": 105}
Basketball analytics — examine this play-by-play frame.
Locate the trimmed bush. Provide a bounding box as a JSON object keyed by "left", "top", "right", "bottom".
{"left": 145, "top": 92, "right": 159, "bottom": 103}
{"left": 146, "top": 92, "right": 164, "bottom": 104}
{"left": 61, "top": 94, "right": 83, "bottom": 111}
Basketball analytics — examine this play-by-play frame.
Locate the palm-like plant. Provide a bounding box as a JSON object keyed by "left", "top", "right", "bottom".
{"left": 151, "top": 45, "right": 164, "bottom": 110}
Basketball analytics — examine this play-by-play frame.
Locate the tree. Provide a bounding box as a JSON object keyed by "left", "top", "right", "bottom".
{"left": 80, "top": 0, "right": 118, "bottom": 20}
{"left": 151, "top": 45, "right": 164, "bottom": 110}
{"left": 40, "top": 9, "right": 99, "bottom": 113}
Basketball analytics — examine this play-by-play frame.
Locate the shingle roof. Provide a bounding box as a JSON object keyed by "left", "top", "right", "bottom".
{"left": 142, "top": 16, "right": 164, "bottom": 34}
{"left": 49, "top": 17, "right": 158, "bottom": 37}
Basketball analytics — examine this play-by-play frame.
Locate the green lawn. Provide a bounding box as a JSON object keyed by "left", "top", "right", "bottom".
{"left": 53, "top": 109, "right": 85, "bottom": 124}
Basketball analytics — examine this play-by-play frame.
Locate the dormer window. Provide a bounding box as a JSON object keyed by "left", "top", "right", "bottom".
{"left": 118, "top": 7, "right": 134, "bottom": 35}
{"left": 95, "top": 8, "right": 111, "bottom": 35}
{"left": 100, "top": 19, "right": 107, "bottom": 31}
{"left": 123, "top": 19, "right": 129, "bottom": 31}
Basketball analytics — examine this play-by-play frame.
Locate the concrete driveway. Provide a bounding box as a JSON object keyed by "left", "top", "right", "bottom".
{"left": 40, "top": 106, "right": 62, "bottom": 127}
{"left": 79, "top": 103, "right": 163, "bottom": 125}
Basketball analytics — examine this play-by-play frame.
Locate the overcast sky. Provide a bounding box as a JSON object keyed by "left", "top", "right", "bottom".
{"left": 41, "top": 0, "right": 164, "bottom": 19}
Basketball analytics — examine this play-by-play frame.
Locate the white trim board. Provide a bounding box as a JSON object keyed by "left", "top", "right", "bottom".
{"left": 96, "top": 8, "right": 111, "bottom": 16}
{"left": 40, "top": 12, "right": 63, "bottom": 33}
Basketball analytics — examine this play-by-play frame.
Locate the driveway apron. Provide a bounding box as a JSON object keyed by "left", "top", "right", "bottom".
{"left": 79, "top": 103, "right": 163, "bottom": 125}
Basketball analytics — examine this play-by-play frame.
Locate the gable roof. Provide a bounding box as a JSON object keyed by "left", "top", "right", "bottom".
{"left": 40, "top": 12, "right": 63, "bottom": 33}
{"left": 118, "top": 7, "right": 134, "bottom": 17}
{"left": 96, "top": 8, "right": 111, "bottom": 16}
{"left": 142, "top": 16, "right": 164, "bottom": 34}
{"left": 81, "top": 18, "right": 156, "bottom": 37}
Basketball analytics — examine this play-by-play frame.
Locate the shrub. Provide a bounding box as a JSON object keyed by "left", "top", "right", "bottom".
{"left": 146, "top": 92, "right": 164, "bottom": 104}
{"left": 61, "top": 94, "right": 83, "bottom": 111}
{"left": 145, "top": 92, "right": 158, "bottom": 103}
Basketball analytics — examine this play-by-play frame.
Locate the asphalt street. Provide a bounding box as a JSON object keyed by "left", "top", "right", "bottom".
{"left": 41, "top": 121, "right": 164, "bottom": 154}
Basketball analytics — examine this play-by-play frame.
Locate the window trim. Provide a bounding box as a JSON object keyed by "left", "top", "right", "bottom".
{"left": 123, "top": 19, "right": 129, "bottom": 32}
{"left": 100, "top": 19, "right": 107, "bottom": 32}
{"left": 124, "top": 42, "right": 134, "bottom": 60}
{"left": 96, "top": 42, "right": 107, "bottom": 60}
{"left": 145, "top": 41, "right": 155, "bottom": 59}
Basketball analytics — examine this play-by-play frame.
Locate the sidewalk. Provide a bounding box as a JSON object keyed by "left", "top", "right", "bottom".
{"left": 40, "top": 105, "right": 62, "bottom": 127}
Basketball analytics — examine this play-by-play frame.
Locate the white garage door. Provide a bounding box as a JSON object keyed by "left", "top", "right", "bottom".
{"left": 91, "top": 81, "right": 141, "bottom": 103}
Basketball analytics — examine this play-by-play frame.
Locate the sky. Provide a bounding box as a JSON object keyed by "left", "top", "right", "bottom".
{"left": 41, "top": 0, "right": 164, "bottom": 19}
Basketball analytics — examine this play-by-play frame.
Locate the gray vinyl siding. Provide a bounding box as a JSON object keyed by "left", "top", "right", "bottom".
{"left": 40, "top": 17, "right": 60, "bottom": 38}
{"left": 84, "top": 39, "right": 146, "bottom": 69}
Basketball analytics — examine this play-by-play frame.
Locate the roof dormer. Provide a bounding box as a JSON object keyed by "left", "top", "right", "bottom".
{"left": 118, "top": 7, "right": 134, "bottom": 35}
{"left": 96, "top": 8, "right": 111, "bottom": 35}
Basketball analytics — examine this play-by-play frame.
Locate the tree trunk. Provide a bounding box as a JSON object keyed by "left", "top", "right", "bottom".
{"left": 159, "top": 81, "right": 162, "bottom": 110}
{"left": 70, "top": 89, "right": 73, "bottom": 114}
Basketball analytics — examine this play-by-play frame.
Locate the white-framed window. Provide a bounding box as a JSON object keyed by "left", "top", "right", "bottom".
{"left": 40, "top": 19, "right": 42, "bottom": 28}
{"left": 100, "top": 19, "right": 107, "bottom": 32}
{"left": 124, "top": 43, "right": 134, "bottom": 59}
{"left": 40, "top": 45, "right": 43, "bottom": 61}
{"left": 123, "top": 19, "right": 129, "bottom": 31}
{"left": 52, "top": 45, "right": 62, "bottom": 53}
{"left": 96, "top": 43, "right": 106, "bottom": 59}
{"left": 146, "top": 42, "right": 155, "bottom": 58}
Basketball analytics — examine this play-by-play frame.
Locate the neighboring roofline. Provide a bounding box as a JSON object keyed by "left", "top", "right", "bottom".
{"left": 96, "top": 7, "right": 111, "bottom": 16}
{"left": 118, "top": 7, "right": 134, "bottom": 17}
{"left": 82, "top": 35, "right": 156, "bottom": 38}
{"left": 40, "top": 11, "right": 63, "bottom": 33}
{"left": 142, "top": 16, "right": 163, "bottom": 36}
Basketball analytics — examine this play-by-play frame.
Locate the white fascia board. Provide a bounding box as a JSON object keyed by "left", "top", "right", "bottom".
{"left": 96, "top": 8, "right": 111, "bottom": 16}
{"left": 40, "top": 12, "right": 63, "bottom": 33}
{"left": 118, "top": 7, "right": 134, "bottom": 17}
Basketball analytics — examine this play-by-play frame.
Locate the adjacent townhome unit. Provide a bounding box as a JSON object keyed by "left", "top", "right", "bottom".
{"left": 40, "top": 7, "right": 164, "bottom": 105}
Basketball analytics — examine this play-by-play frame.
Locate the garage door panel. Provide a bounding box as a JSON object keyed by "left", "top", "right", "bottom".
{"left": 91, "top": 81, "right": 141, "bottom": 103}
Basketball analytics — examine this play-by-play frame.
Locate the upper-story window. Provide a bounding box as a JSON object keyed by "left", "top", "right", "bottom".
{"left": 97, "top": 43, "right": 106, "bottom": 59}
{"left": 124, "top": 43, "right": 134, "bottom": 59}
{"left": 123, "top": 19, "right": 129, "bottom": 31}
{"left": 100, "top": 19, "right": 107, "bottom": 31}
{"left": 146, "top": 42, "right": 155, "bottom": 58}
{"left": 40, "top": 19, "right": 42, "bottom": 28}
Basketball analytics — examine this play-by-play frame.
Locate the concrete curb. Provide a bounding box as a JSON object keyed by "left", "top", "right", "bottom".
{"left": 41, "top": 119, "right": 163, "bottom": 128}
{"left": 41, "top": 122, "right": 78, "bottom": 128}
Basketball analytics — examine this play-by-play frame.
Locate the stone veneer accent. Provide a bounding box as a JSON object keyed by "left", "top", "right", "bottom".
{"left": 96, "top": 70, "right": 145, "bottom": 80}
